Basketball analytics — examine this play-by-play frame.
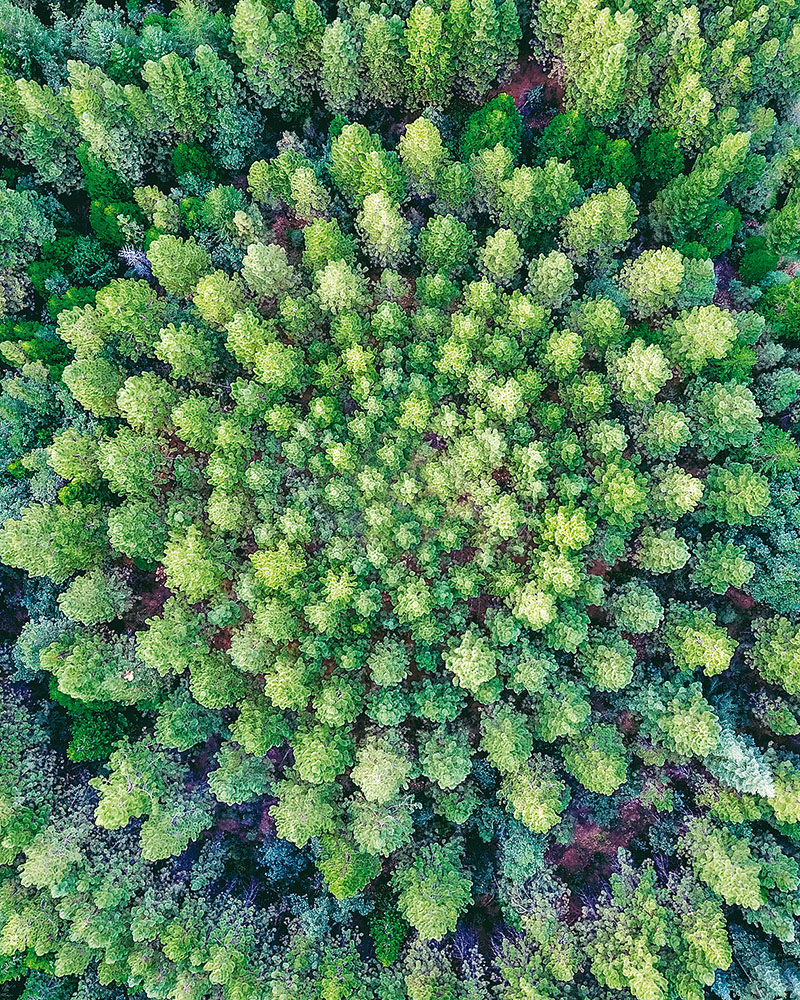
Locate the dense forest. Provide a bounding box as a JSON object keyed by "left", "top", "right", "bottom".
{"left": 1, "top": 0, "right": 800, "bottom": 998}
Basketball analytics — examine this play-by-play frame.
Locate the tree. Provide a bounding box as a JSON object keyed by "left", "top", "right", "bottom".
{"left": 272, "top": 773, "right": 340, "bottom": 847}
{"left": 137, "top": 597, "right": 209, "bottom": 677}
{"left": 577, "top": 631, "right": 635, "bottom": 691}
{"left": 155, "top": 686, "right": 221, "bottom": 751}
{"left": 480, "top": 704, "right": 533, "bottom": 773}
{"left": 479, "top": 229, "right": 523, "bottom": 285}
{"left": 561, "top": 184, "right": 637, "bottom": 265}
{"left": 47, "top": 427, "right": 104, "bottom": 484}
{"left": 651, "top": 465, "right": 704, "bottom": 520}
{"left": 67, "top": 61, "right": 149, "bottom": 181}
{"left": 392, "top": 842, "right": 472, "bottom": 940}
{"left": 61, "top": 358, "right": 122, "bottom": 417}
{"left": 0, "top": 503, "right": 106, "bottom": 584}
{"left": 664, "top": 605, "right": 736, "bottom": 678}
{"left": 57, "top": 568, "right": 133, "bottom": 625}
{"left": 41, "top": 631, "right": 159, "bottom": 705}
{"left": 318, "top": 835, "right": 381, "bottom": 899}
{"left": 350, "top": 793, "right": 416, "bottom": 856}
{"left": 450, "top": 0, "right": 520, "bottom": 102}
{"left": 765, "top": 191, "right": 800, "bottom": 260}
{"left": 350, "top": 733, "right": 413, "bottom": 804}
{"left": 585, "top": 859, "right": 671, "bottom": 1000}
{"left": 162, "top": 526, "right": 230, "bottom": 603}
{"left": 289, "top": 165, "right": 332, "bottom": 221}
{"left": 568, "top": 295, "right": 625, "bottom": 351}
{"left": 208, "top": 742, "right": 272, "bottom": 805}
{"left": 682, "top": 819, "right": 765, "bottom": 911}
{"left": 702, "top": 463, "right": 770, "bottom": 526}
{"left": 320, "top": 19, "right": 361, "bottom": 114}
{"left": 610, "top": 583, "right": 663, "bottom": 633}
{"left": 229, "top": 695, "right": 292, "bottom": 757}
{"left": 689, "top": 381, "right": 762, "bottom": 456}
{"left": 155, "top": 322, "right": 217, "bottom": 379}
{"left": 497, "top": 159, "right": 579, "bottom": 238}
{"left": 361, "top": 14, "right": 408, "bottom": 108}
{"left": 692, "top": 535, "right": 755, "bottom": 594}
{"left": 591, "top": 461, "right": 649, "bottom": 527}
{"left": 329, "top": 123, "right": 405, "bottom": 207}
{"left": 527, "top": 251, "right": 576, "bottom": 310}
{"left": 7, "top": 78, "right": 79, "bottom": 193}
{"left": 397, "top": 116, "right": 449, "bottom": 196}
{"left": 357, "top": 192, "right": 412, "bottom": 267}
{"left": 538, "top": 111, "right": 608, "bottom": 186}
{"left": 232, "top": 0, "right": 323, "bottom": 111}
{"left": 404, "top": 3, "right": 454, "bottom": 106}
{"left": 302, "top": 218, "right": 357, "bottom": 273}
{"left": 107, "top": 500, "right": 167, "bottom": 564}
{"left": 499, "top": 755, "right": 569, "bottom": 833}
{"left": 147, "top": 235, "right": 211, "bottom": 296}
{"left": 116, "top": 373, "right": 178, "bottom": 434}
{"left": 609, "top": 340, "right": 672, "bottom": 405}
{"left": 753, "top": 617, "right": 800, "bottom": 695}
{"left": 90, "top": 739, "right": 213, "bottom": 861}
{"left": 314, "top": 260, "right": 370, "bottom": 316}
{"left": 141, "top": 53, "right": 210, "bottom": 141}
{"left": 650, "top": 132, "right": 751, "bottom": 250}
{"left": 460, "top": 94, "right": 523, "bottom": 162}
{"left": 194, "top": 270, "right": 246, "bottom": 327}
{"left": 638, "top": 130, "right": 685, "bottom": 191}
{"left": 291, "top": 722, "right": 354, "bottom": 785}
{"left": 562, "top": 723, "right": 628, "bottom": 794}
{"left": 759, "top": 276, "right": 800, "bottom": 341}
{"left": 618, "top": 247, "right": 685, "bottom": 319}
{"left": 242, "top": 242, "right": 301, "bottom": 298}
{"left": 419, "top": 726, "right": 471, "bottom": 790}
{"left": 98, "top": 428, "right": 164, "bottom": 499}
{"left": 0, "top": 182, "right": 56, "bottom": 269}
{"left": 665, "top": 305, "right": 739, "bottom": 373}
{"left": 639, "top": 403, "right": 691, "bottom": 459}
{"left": 655, "top": 7, "right": 714, "bottom": 148}
{"left": 559, "top": 0, "right": 639, "bottom": 124}
{"left": 444, "top": 627, "right": 497, "bottom": 695}
{"left": 418, "top": 214, "right": 475, "bottom": 275}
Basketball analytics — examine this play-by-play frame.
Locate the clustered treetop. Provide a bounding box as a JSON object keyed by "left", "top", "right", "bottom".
{"left": 1, "top": 2, "right": 800, "bottom": 1000}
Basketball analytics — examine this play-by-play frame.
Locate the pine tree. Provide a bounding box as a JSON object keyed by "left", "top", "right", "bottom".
{"left": 320, "top": 19, "right": 362, "bottom": 114}
{"left": 560, "top": 0, "right": 639, "bottom": 124}
{"left": 404, "top": 3, "right": 455, "bottom": 106}
{"left": 362, "top": 13, "right": 408, "bottom": 108}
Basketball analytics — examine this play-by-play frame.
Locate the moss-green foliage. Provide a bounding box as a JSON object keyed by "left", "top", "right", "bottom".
{"left": 1, "top": 2, "right": 800, "bottom": 1000}
{"left": 67, "top": 707, "right": 130, "bottom": 763}
{"left": 369, "top": 895, "right": 408, "bottom": 966}
{"left": 638, "top": 129, "right": 685, "bottom": 191}
{"left": 538, "top": 112, "right": 638, "bottom": 188}
{"left": 460, "top": 94, "right": 523, "bottom": 162}
{"left": 760, "top": 277, "right": 800, "bottom": 341}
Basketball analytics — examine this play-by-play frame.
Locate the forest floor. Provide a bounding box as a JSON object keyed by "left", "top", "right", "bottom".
{"left": 489, "top": 54, "right": 565, "bottom": 117}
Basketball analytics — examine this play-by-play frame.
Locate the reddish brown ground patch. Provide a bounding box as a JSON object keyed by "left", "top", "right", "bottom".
{"left": 727, "top": 587, "right": 755, "bottom": 613}
{"left": 586, "top": 559, "right": 610, "bottom": 578}
{"left": 270, "top": 211, "right": 305, "bottom": 253}
{"left": 210, "top": 627, "right": 233, "bottom": 651}
{"left": 550, "top": 800, "right": 650, "bottom": 879}
{"left": 489, "top": 56, "right": 565, "bottom": 114}
{"left": 259, "top": 803, "right": 277, "bottom": 837}
{"left": 136, "top": 582, "right": 171, "bottom": 620}
{"left": 713, "top": 256, "right": 738, "bottom": 310}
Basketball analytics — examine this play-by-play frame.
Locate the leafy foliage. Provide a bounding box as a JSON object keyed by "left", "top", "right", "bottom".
{"left": 0, "top": 2, "right": 800, "bottom": 999}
